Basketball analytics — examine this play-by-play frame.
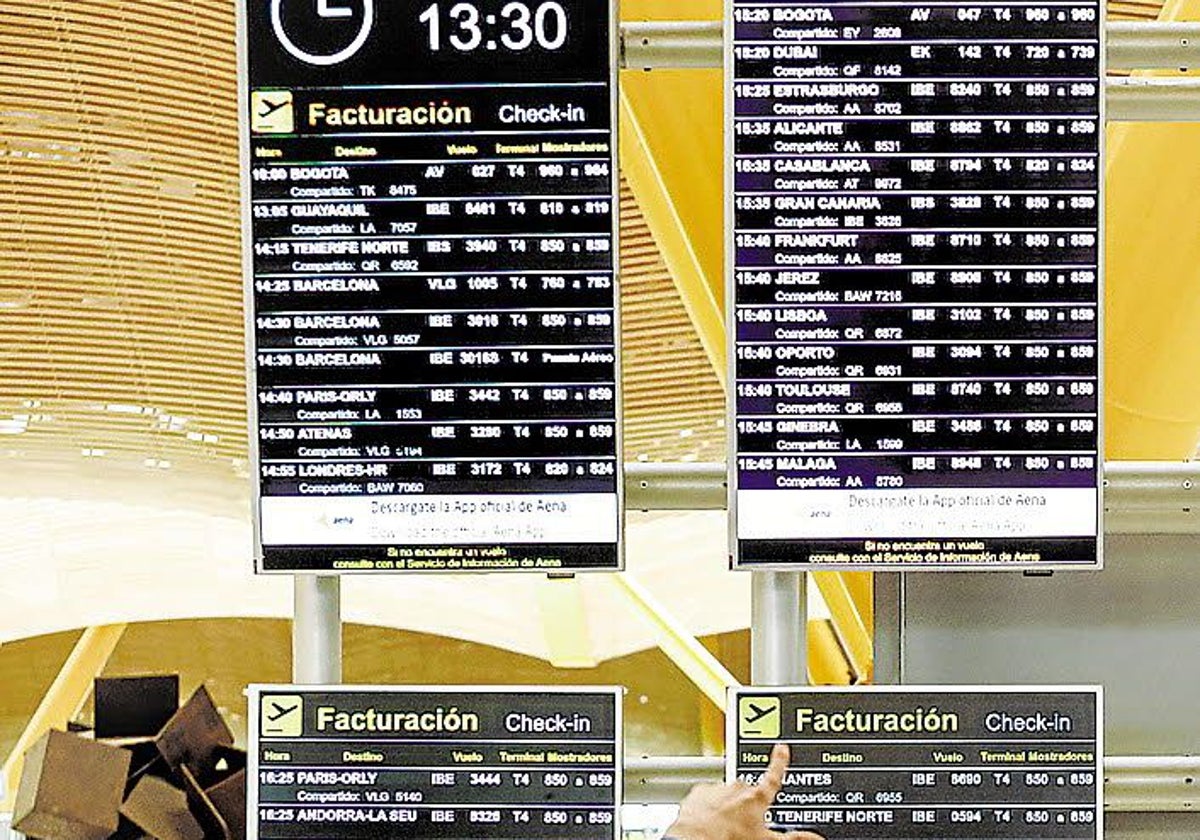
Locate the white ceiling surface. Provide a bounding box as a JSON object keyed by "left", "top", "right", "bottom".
{"left": 0, "top": 462, "right": 745, "bottom": 660}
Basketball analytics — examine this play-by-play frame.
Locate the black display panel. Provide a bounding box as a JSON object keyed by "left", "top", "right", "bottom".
{"left": 249, "top": 686, "right": 621, "bottom": 840}
{"left": 238, "top": 0, "right": 621, "bottom": 572}
{"left": 727, "top": 0, "right": 1104, "bottom": 569}
{"left": 729, "top": 686, "right": 1102, "bottom": 839}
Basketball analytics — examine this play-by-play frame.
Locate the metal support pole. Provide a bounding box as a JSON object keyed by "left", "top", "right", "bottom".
{"left": 293, "top": 575, "right": 342, "bottom": 684}
{"left": 1107, "top": 22, "right": 1200, "bottom": 70}
{"left": 622, "top": 755, "right": 1200, "bottom": 810}
{"left": 619, "top": 20, "right": 1200, "bottom": 119}
{"left": 624, "top": 461, "right": 1200, "bottom": 532}
{"left": 872, "top": 574, "right": 904, "bottom": 685}
{"left": 622, "top": 21, "right": 723, "bottom": 70}
{"left": 625, "top": 462, "right": 726, "bottom": 511}
{"left": 1107, "top": 78, "right": 1200, "bottom": 122}
{"left": 625, "top": 756, "right": 724, "bottom": 803}
{"left": 750, "top": 572, "right": 806, "bottom": 685}
{"left": 621, "top": 20, "right": 1200, "bottom": 71}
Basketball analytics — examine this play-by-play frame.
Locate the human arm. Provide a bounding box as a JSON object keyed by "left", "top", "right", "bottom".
{"left": 663, "top": 743, "right": 825, "bottom": 840}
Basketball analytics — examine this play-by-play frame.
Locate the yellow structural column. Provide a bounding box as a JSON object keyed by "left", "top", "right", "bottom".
{"left": 620, "top": 0, "right": 874, "bottom": 681}
{"left": 808, "top": 620, "right": 857, "bottom": 686}
{"left": 619, "top": 0, "right": 727, "bottom": 376}
{"left": 1105, "top": 0, "right": 1200, "bottom": 459}
{"left": 1, "top": 624, "right": 126, "bottom": 809}
{"left": 537, "top": 577, "right": 599, "bottom": 668}
{"left": 608, "top": 573, "right": 740, "bottom": 708}
{"left": 811, "top": 573, "right": 872, "bottom": 682}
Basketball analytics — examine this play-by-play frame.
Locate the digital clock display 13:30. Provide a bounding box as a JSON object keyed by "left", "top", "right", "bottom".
{"left": 418, "top": 2, "right": 572, "bottom": 52}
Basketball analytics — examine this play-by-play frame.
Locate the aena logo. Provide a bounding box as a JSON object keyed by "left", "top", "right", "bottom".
{"left": 271, "top": 0, "right": 375, "bottom": 66}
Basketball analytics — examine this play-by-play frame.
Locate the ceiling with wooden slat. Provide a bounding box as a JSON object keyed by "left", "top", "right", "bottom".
{"left": 0, "top": 0, "right": 244, "bottom": 483}
{"left": 0, "top": 0, "right": 726, "bottom": 496}
{"left": 0, "top": 0, "right": 1170, "bottom": 482}
{"left": 0, "top": 0, "right": 1177, "bottom": 662}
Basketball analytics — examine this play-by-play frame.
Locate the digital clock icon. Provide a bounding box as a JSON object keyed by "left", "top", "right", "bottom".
{"left": 271, "top": 0, "right": 375, "bottom": 66}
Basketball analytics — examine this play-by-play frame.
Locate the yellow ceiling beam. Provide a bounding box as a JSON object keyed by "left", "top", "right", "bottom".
{"left": 1105, "top": 0, "right": 1200, "bottom": 459}
{"left": 1, "top": 624, "right": 126, "bottom": 809}
{"left": 811, "top": 573, "right": 872, "bottom": 682}
{"left": 808, "top": 619, "right": 856, "bottom": 686}
{"left": 840, "top": 572, "right": 873, "bottom": 637}
{"left": 619, "top": 89, "right": 725, "bottom": 382}
{"left": 619, "top": 0, "right": 725, "bottom": 382}
{"left": 608, "top": 573, "right": 739, "bottom": 707}
{"left": 537, "top": 577, "right": 598, "bottom": 668}
{"left": 619, "top": 4, "right": 875, "bottom": 676}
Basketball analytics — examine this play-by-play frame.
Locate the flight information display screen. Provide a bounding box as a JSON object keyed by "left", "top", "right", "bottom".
{"left": 239, "top": 0, "right": 621, "bottom": 573}
{"left": 727, "top": 0, "right": 1104, "bottom": 569}
{"left": 729, "top": 686, "right": 1102, "bottom": 839}
{"left": 249, "top": 686, "right": 620, "bottom": 840}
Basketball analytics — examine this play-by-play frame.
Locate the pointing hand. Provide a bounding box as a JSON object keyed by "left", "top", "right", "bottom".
{"left": 665, "top": 744, "right": 825, "bottom": 840}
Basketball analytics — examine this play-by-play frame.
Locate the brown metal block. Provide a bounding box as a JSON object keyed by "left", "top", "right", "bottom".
{"left": 13, "top": 729, "right": 131, "bottom": 840}
{"left": 121, "top": 739, "right": 172, "bottom": 791}
{"left": 110, "top": 816, "right": 151, "bottom": 840}
{"left": 120, "top": 777, "right": 204, "bottom": 840}
{"left": 154, "top": 687, "right": 232, "bottom": 782}
{"left": 204, "top": 770, "right": 246, "bottom": 840}
{"left": 96, "top": 676, "right": 179, "bottom": 739}
{"left": 176, "top": 765, "right": 229, "bottom": 840}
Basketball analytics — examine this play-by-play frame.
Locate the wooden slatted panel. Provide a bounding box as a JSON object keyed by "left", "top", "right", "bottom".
{"left": 0, "top": 0, "right": 244, "bottom": 482}
{"left": 619, "top": 178, "right": 726, "bottom": 462}
{"left": 0, "top": 0, "right": 727, "bottom": 482}
{"left": 2, "top": 1, "right": 1160, "bottom": 476}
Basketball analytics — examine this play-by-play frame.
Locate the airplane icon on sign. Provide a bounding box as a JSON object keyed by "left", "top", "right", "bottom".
{"left": 261, "top": 693, "right": 304, "bottom": 736}
{"left": 268, "top": 700, "right": 298, "bottom": 721}
{"left": 258, "top": 97, "right": 290, "bottom": 118}
{"left": 250, "top": 90, "right": 294, "bottom": 134}
{"left": 738, "top": 695, "right": 781, "bottom": 738}
{"left": 744, "top": 702, "right": 775, "bottom": 724}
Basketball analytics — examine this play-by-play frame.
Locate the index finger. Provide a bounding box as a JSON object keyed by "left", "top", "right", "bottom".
{"left": 757, "top": 742, "right": 791, "bottom": 801}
